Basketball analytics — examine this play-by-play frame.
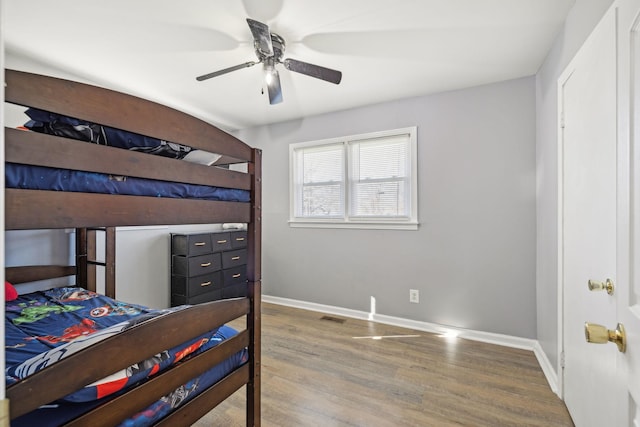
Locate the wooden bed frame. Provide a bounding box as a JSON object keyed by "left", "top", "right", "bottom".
{"left": 3, "top": 69, "right": 262, "bottom": 426}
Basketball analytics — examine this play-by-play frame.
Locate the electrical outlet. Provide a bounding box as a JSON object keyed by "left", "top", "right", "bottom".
{"left": 409, "top": 289, "right": 419, "bottom": 303}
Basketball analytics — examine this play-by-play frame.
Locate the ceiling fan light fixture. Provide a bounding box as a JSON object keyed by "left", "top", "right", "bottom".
{"left": 266, "top": 69, "right": 283, "bottom": 105}
{"left": 264, "top": 63, "right": 276, "bottom": 86}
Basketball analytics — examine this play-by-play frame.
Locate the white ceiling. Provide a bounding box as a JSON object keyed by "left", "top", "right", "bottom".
{"left": 4, "top": 0, "right": 575, "bottom": 131}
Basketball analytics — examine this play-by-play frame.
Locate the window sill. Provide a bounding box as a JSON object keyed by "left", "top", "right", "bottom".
{"left": 288, "top": 220, "right": 419, "bottom": 231}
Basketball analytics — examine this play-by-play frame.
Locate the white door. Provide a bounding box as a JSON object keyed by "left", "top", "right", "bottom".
{"left": 561, "top": 1, "right": 640, "bottom": 426}
{"left": 561, "top": 6, "right": 619, "bottom": 426}
{"left": 624, "top": 0, "right": 640, "bottom": 423}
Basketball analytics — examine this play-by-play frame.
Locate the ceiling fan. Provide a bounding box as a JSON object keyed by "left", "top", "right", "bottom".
{"left": 196, "top": 18, "right": 342, "bottom": 105}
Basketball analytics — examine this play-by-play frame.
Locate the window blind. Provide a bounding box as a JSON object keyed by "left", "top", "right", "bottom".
{"left": 296, "top": 143, "right": 344, "bottom": 217}
{"left": 349, "top": 134, "right": 409, "bottom": 217}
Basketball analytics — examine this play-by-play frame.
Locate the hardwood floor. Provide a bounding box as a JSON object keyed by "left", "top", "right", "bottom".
{"left": 194, "top": 303, "right": 573, "bottom": 426}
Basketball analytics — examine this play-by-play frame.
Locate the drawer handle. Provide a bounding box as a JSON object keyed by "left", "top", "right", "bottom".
{"left": 200, "top": 262, "right": 212, "bottom": 267}
{"left": 235, "top": 237, "right": 245, "bottom": 241}
{"left": 200, "top": 281, "right": 212, "bottom": 287}
{"left": 217, "top": 240, "right": 228, "bottom": 244}
{"left": 232, "top": 273, "right": 241, "bottom": 278}
{"left": 231, "top": 256, "right": 241, "bottom": 260}
{"left": 194, "top": 242, "right": 206, "bottom": 247}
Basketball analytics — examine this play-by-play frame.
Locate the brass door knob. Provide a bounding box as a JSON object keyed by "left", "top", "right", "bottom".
{"left": 587, "top": 278, "right": 614, "bottom": 295}
{"left": 584, "top": 322, "right": 626, "bottom": 353}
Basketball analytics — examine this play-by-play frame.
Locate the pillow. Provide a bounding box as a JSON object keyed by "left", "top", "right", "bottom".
{"left": 182, "top": 149, "right": 222, "bottom": 166}
{"left": 5, "top": 281, "right": 18, "bottom": 301}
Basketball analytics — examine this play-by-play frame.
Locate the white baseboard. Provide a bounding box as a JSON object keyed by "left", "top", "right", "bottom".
{"left": 262, "top": 295, "right": 559, "bottom": 394}
{"left": 532, "top": 341, "right": 560, "bottom": 396}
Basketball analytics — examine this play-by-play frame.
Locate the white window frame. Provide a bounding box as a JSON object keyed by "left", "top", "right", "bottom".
{"left": 289, "top": 127, "right": 418, "bottom": 230}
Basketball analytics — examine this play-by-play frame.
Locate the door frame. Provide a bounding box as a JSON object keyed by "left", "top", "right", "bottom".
{"left": 622, "top": 0, "right": 640, "bottom": 414}
{"left": 555, "top": 72, "right": 567, "bottom": 399}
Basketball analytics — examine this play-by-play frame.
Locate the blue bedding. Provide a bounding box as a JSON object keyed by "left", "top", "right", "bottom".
{"left": 5, "top": 163, "right": 250, "bottom": 202}
{"left": 6, "top": 287, "right": 248, "bottom": 426}
{"left": 23, "top": 107, "right": 223, "bottom": 165}
{"left": 9, "top": 107, "right": 250, "bottom": 202}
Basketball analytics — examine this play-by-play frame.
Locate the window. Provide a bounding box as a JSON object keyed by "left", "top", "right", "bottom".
{"left": 290, "top": 127, "right": 418, "bottom": 230}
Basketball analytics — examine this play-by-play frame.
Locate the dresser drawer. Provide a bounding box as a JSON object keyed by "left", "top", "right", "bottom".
{"left": 171, "top": 289, "right": 223, "bottom": 306}
{"left": 223, "top": 266, "right": 247, "bottom": 286}
{"left": 210, "top": 233, "right": 233, "bottom": 251}
{"left": 172, "top": 253, "right": 221, "bottom": 276}
{"left": 222, "top": 283, "right": 247, "bottom": 299}
{"left": 172, "top": 270, "right": 223, "bottom": 298}
{"left": 222, "top": 249, "right": 247, "bottom": 269}
{"left": 171, "top": 233, "right": 213, "bottom": 256}
{"left": 230, "top": 231, "right": 248, "bottom": 249}
{"left": 188, "top": 289, "right": 224, "bottom": 304}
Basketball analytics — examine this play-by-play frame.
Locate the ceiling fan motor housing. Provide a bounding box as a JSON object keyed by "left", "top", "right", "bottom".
{"left": 268, "top": 33, "right": 286, "bottom": 62}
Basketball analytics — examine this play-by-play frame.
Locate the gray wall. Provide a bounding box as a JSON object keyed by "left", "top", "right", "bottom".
{"left": 4, "top": 229, "right": 74, "bottom": 293}
{"left": 236, "top": 76, "right": 537, "bottom": 338}
{"left": 535, "top": 0, "right": 613, "bottom": 370}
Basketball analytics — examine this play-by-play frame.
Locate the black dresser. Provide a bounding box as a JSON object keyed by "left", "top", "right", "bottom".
{"left": 170, "top": 230, "right": 248, "bottom": 306}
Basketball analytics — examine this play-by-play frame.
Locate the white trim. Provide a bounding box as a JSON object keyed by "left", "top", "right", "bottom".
{"left": 556, "top": 68, "right": 569, "bottom": 400}
{"left": 556, "top": 34, "right": 585, "bottom": 403}
{"left": 263, "top": 295, "right": 371, "bottom": 321}
{"left": 288, "top": 220, "right": 419, "bottom": 230}
{"left": 533, "top": 341, "right": 560, "bottom": 396}
{"left": 262, "top": 295, "right": 557, "bottom": 392}
{"left": 0, "top": 0, "right": 6, "bottom": 401}
{"left": 115, "top": 226, "right": 169, "bottom": 232}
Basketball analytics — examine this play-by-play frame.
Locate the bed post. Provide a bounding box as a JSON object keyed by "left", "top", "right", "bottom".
{"left": 75, "top": 227, "right": 116, "bottom": 297}
{"left": 247, "top": 148, "right": 262, "bottom": 427}
{"left": 86, "top": 228, "right": 98, "bottom": 292}
{"left": 76, "top": 228, "right": 89, "bottom": 290}
{"left": 104, "top": 227, "right": 116, "bottom": 298}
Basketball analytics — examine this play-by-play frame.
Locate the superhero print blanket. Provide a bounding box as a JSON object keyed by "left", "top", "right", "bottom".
{"left": 5, "top": 287, "right": 234, "bottom": 402}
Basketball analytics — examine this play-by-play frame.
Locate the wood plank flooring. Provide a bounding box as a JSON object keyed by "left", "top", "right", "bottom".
{"left": 194, "top": 303, "right": 574, "bottom": 426}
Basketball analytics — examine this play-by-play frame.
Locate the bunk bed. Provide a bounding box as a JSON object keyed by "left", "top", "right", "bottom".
{"left": 3, "top": 69, "right": 262, "bottom": 426}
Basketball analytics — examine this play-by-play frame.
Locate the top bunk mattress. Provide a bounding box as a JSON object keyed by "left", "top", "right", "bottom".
{"left": 5, "top": 163, "right": 250, "bottom": 202}
{"left": 5, "top": 107, "right": 250, "bottom": 202}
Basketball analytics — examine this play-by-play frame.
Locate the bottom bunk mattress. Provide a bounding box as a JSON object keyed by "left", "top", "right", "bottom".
{"left": 5, "top": 286, "right": 248, "bottom": 426}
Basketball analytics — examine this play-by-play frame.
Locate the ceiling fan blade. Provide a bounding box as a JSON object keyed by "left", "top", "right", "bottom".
{"left": 283, "top": 58, "right": 342, "bottom": 84}
{"left": 196, "top": 61, "right": 258, "bottom": 81}
{"left": 247, "top": 18, "right": 274, "bottom": 57}
{"left": 267, "top": 69, "right": 283, "bottom": 105}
